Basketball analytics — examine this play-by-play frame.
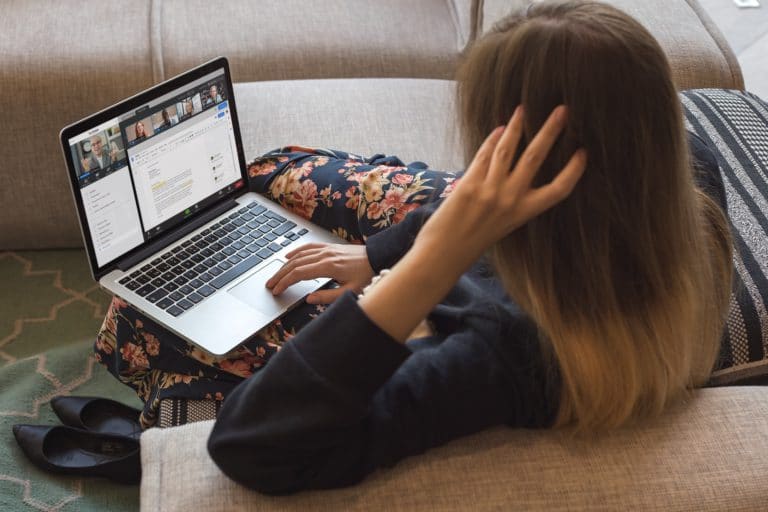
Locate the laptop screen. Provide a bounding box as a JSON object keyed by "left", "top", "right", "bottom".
{"left": 66, "top": 66, "right": 244, "bottom": 269}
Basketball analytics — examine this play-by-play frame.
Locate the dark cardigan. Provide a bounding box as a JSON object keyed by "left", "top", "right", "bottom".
{"left": 207, "top": 133, "right": 725, "bottom": 495}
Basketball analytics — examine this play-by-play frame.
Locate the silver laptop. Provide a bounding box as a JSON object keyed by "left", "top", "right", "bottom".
{"left": 60, "top": 57, "right": 344, "bottom": 355}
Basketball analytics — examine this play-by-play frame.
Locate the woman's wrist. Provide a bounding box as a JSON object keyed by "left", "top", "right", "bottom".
{"left": 357, "top": 242, "right": 468, "bottom": 343}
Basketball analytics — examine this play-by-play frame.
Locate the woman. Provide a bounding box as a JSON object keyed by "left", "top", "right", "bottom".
{"left": 133, "top": 121, "right": 147, "bottom": 142}
{"left": 99, "top": 0, "right": 733, "bottom": 494}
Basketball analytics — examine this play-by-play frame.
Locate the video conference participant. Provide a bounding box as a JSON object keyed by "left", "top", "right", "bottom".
{"left": 204, "top": 84, "right": 223, "bottom": 107}
{"left": 80, "top": 134, "right": 117, "bottom": 173}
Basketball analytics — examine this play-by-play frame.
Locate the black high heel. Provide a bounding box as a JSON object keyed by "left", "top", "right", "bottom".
{"left": 50, "top": 396, "right": 142, "bottom": 440}
{"left": 12, "top": 424, "right": 141, "bottom": 484}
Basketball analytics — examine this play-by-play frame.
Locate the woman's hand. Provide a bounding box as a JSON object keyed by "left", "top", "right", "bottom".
{"left": 358, "top": 105, "right": 587, "bottom": 343}
{"left": 266, "top": 243, "right": 375, "bottom": 304}
{"left": 414, "top": 105, "right": 587, "bottom": 269}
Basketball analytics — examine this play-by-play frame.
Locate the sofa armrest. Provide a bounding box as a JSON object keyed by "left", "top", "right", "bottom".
{"left": 140, "top": 387, "right": 768, "bottom": 511}
{"left": 477, "top": 0, "right": 744, "bottom": 90}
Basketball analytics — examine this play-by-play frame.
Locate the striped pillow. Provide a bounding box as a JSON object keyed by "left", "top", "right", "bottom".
{"left": 682, "top": 89, "right": 768, "bottom": 385}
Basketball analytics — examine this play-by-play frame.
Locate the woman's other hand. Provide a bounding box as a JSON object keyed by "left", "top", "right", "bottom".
{"left": 266, "top": 243, "right": 375, "bottom": 304}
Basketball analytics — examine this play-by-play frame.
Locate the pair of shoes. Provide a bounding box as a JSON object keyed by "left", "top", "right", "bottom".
{"left": 12, "top": 396, "right": 143, "bottom": 484}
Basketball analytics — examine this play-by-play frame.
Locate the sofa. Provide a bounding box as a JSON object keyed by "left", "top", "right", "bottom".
{"left": 2, "top": 0, "right": 767, "bottom": 510}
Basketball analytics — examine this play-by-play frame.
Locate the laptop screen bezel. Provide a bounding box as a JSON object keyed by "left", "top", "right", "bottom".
{"left": 60, "top": 57, "right": 249, "bottom": 281}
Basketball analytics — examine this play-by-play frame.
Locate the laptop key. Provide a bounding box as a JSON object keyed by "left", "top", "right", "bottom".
{"left": 237, "top": 249, "right": 251, "bottom": 259}
{"left": 161, "top": 252, "right": 173, "bottom": 259}
{"left": 237, "top": 226, "right": 250, "bottom": 235}
{"left": 267, "top": 243, "right": 282, "bottom": 253}
{"left": 189, "top": 278, "right": 203, "bottom": 288}
{"left": 240, "top": 235, "right": 254, "bottom": 244}
{"left": 150, "top": 277, "right": 166, "bottom": 287}
{"left": 183, "top": 270, "right": 198, "bottom": 280}
{"left": 281, "top": 239, "right": 293, "bottom": 247}
{"left": 157, "top": 262, "right": 171, "bottom": 272}
{"left": 177, "top": 299, "right": 194, "bottom": 310}
{"left": 140, "top": 264, "right": 152, "bottom": 271}
{"left": 274, "top": 221, "right": 297, "bottom": 236}
{"left": 177, "top": 250, "right": 190, "bottom": 260}
{"left": 220, "top": 236, "right": 234, "bottom": 246}
{"left": 201, "top": 248, "right": 214, "bottom": 257}
{"left": 255, "top": 215, "right": 269, "bottom": 223}
{"left": 174, "top": 275, "right": 189, "bottom": 286}
{"left": 147, "top": 268, "right": 161, "bottom": 279}
{"left": 203, "top": 258, "right": 217, "bottom": 268}
{"left": 222, "top": 247, "right": 236, "bottom": 256}
{"left": 193, "top": 264, "right": 207, "bottom": 274}
{"left": 166, "top": 257, "right": 180, "bottom": 266}
{"left": 210, "top": 254, "right": 264, "bottom": 289}
{"left": 255, "top": 238, "right": 269, "bottom": 247}
{"left": 198, "top": 285, "right": 215, "bottom": 297}
{"left": 218, "top": 261, "right": 233, "bottom": 271}
{"left": 161, "top": 271, "right": 176, "bottom": 281}
{"left": 231, "top": 241, "right": 245, "bottom": 250}
{"left": 258, "top": 225, "right": 271, "bottom": 233}
{"left": 187, "top": 292, "right": 203, "bottom": 304}
{"left": 267, "top": 219, "right": 281, "bottom": 228}
{"left": 241, "top": 212, "right": 254, "bottom": 221}
{"left": 238, "top": 206, "right": 248, "bottom": 214}
{"left": 136, "top": 284, "right": 155, "bottom": 297}
{"left": 119, "top": 276, "right": 131, "bottom": 285}
{"left": 192, "top": 234, "right": 202, "bottom": 241}
{"left": 247, "top": 220, "right": 260, "bottom": 229}
{"left": 212, "top": 253, "right": 226, "bottom": 262}
{"left": 136, "top": 274, "right": 151, "bottom": 284}
{"left": 181, "top": 260, "right": 195, "bottom": 269}
{"left": 227, "top": 255, "right": 242, "bottom": 265}
{"left": 150, "top": 258, "right": 162, "bottom": 265}
{"left": 232, "top": 218, "right": 245, "bottom": 227}
{"left": 208, "top": 266, "right": 223, "bottom": 276}
{"left": 179, "top": 285, "right": 194, "bottom": 295}
{"left": 165, "top": 282, "right": 179, "bottom": 292}
{"left": 157, "top": 297, "right": 174, "bottom": 310}
{"left": 256, "top": 248, "right": 272, "bottom": 259}
{"left": 201, "top": 228, "right": 211, "bottom": 236}
{"left": 246, "top": 243, "right": 261, "bottom": 253}
{"left": 171, "top": 267, "right": 185, "bottom": 276}
{"left": 125, "top": 280, "right": 141, "bottom": 290}
{"left": 228, "top": 212, "right": 239, "bottom": 219}
{"left": 147, "top": 289, "right": 168, "bottom": 303}
{"left": 169, "top": 291, "right": 184, "bottom": 301}
{"left": 264, "top": 233, "right": 277, "bottom": 241}
{"left": 229, "top": 230, "right": 243, "bottom": 240}
{"left": 248, "top": 204, "right": 266, "bottom": 215}
{"left": 166, "top": 305, "right": 184, "bottom": 317}
{"left": 265, "top": 211, "right": 286, "bottom": 222}
{"left": 205, "top": 234, "right": 218, "bottom": 244}
{"left": 298, "top": 228, "right": 308, "bottom": 236}
{"left": 171, "top": 246, "right": 183, "bottom": 254}
{"left": 199, "top": 272, "right": 214, "bottom": 282}
{"left": 191, "top": 254, "right": 205, "bottom": 264}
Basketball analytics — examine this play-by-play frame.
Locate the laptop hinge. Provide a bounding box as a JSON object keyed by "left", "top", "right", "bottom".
{"left": 116, "top": 198, "right": 238, "bottom": 272}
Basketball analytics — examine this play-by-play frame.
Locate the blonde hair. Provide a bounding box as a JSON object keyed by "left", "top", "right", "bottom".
{"left": 456, "top": 1, "right": 733, "bottom": 432}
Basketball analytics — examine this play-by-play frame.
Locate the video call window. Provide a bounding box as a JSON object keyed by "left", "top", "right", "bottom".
{"left": 202, "top": 81, "right": 226, "bottom": 107}
{"left": 176, "top": 93, "right": 202, "bottom": 122}
{"left": 125, "top": 118, "right": 156, "bottom": 147}
{"left": 71, "top": 125, "right": 126, "bottom": 177}
{"left": 151, "top": 106, "right": 179, "bottom": 132}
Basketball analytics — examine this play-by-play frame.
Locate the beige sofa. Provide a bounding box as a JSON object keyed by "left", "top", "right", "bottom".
{"left": 3, "top": 0, "right": 765, "bottom": 510}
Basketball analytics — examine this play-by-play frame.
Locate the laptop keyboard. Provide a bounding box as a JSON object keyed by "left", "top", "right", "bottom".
{"left": 116, "top": 201, "right": 309, "bottom": 317}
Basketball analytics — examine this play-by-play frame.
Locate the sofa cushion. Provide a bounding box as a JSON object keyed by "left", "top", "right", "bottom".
{"left": 233, "top": 79, "right": 464, "bottom": 172}
{"left": 157, "top": 0, "right": 473, "bottom": 83}
{"left": 140, "top": 386, "right": 768, "bottom": 511}
{"left": 0, "top": 0, "right": 156, "bottom": 250}
{"left": 479, "top": 0, "right": 744, "bottom": 90}
{"left": 681, "top": 89, "right": 768, "bottom": 384}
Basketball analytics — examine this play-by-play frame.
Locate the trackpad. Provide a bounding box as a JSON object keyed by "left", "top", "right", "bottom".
{"left": 228, "top": 260, "right": 319, "bottom": 313}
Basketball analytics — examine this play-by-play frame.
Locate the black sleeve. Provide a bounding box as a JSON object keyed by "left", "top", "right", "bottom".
{"left": 207, "top": 291, "right": 539, "bottom": 495}
{"left": 688, "top": 131, "right": 727, "bottom": 212}
{"left": 365, "top": 198, "right": 445, "bottom": 272}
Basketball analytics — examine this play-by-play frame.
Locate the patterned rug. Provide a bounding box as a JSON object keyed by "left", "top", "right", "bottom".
{"left": 0, "top": 250, "right": 141, "bottom": 512}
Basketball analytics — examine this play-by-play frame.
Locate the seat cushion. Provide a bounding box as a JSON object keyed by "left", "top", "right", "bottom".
{"left": 141, "top": 386, "right": 768, "bottom": 511}
{"left": 233, "top": 79, "right": 464, "bottom": 172}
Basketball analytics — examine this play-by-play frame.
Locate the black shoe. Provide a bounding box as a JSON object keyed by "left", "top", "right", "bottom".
{"left": 12, "top": 424, "right": 141, "bottom": 484}
{"left": 50, "top": 396, "right": 142, "bottom": 440}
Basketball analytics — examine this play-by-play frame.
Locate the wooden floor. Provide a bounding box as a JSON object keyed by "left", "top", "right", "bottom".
{"left": 699, "top": 0, "right": 768, "bottom": 99}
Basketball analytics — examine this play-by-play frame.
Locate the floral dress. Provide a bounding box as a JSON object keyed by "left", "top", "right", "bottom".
{"left": 94, "top": 147, "right": 461, "bottom": 428}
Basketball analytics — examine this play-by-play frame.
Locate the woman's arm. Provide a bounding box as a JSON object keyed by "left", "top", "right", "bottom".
{"left": 208, "top": 105, "right": 586, "bottom": 494}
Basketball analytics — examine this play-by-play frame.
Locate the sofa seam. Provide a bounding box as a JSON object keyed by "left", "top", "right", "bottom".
{"left": 150, "top": 0, "right": 165, "bottom": 82}
{"left": 445, "top": 0, "right": 468, "bottom": 51}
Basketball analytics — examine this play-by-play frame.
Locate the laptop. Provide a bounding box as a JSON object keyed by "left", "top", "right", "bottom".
{"left": 60, "top": 57, "right": 344, "bottom": 355}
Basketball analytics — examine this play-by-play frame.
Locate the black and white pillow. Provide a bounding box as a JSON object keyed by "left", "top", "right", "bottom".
{"left": 682, "top": 89, "right": 768, "bottom": 385}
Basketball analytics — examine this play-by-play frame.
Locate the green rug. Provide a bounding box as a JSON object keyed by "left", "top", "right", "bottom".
{"left": 0, "top": 250, "right": 141, "bottom": 511}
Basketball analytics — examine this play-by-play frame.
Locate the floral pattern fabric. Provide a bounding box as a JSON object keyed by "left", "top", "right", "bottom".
{"left": 94, "top": 147, "right": 461, "bottom": 428}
